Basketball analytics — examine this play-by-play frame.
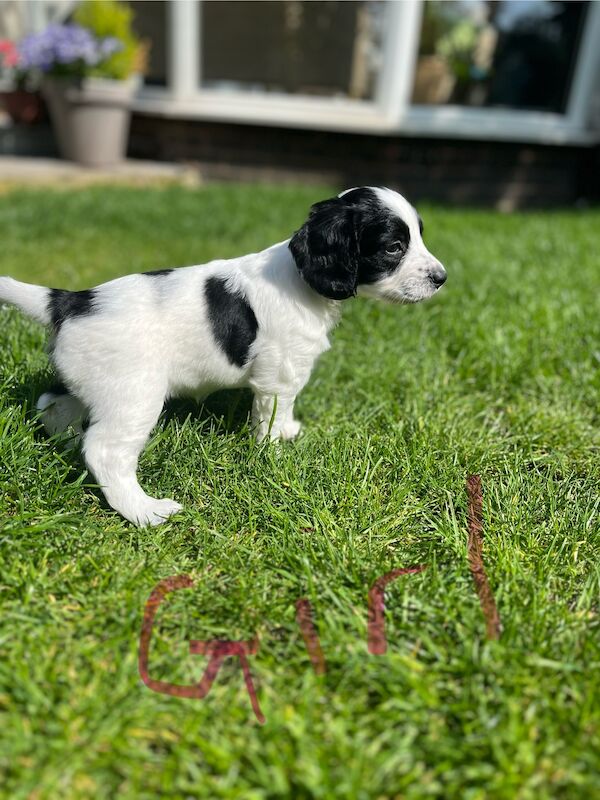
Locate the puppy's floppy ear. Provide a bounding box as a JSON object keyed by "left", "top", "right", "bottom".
{"left": 289, "top": 198, "right": 358, "bottom": 300}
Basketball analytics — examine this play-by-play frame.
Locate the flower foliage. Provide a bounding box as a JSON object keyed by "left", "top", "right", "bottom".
{"left": 1, "top": 38, "right": 29, "bottom": 88}
{"left": 6, "top": 1, "right": 145, "bottom": 86}
{"left": 18, "top": 24, "right": 122, "bottom": 76}
{"left": 73, "top": 0, "right": 146, "bottom": 80}
{"left": 0, "top": 39, "right": 20, "bottom": 69}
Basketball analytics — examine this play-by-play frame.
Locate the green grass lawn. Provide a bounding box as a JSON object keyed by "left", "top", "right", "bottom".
{"left": 0, "top": 183, "right": 599, "bottom": 799}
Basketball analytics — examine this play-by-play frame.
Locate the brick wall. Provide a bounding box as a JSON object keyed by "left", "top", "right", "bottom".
{"left": 129, "top": 114, "right": 599, "bottom": 209}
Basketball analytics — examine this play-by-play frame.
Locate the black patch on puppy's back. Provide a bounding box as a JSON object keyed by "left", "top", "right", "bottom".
{"left": 144, "top": 268, "right": 174, "bottom": 277}
{"left": 205, "top": 277, "right": 258, "bottom": 368}
{"left": 48, "top": 288, "right": 96, "bottom": 331}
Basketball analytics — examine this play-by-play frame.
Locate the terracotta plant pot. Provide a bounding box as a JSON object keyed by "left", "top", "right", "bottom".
{"left": 0, "top": 89, "right": 46, "bottom": 125}
{"left": 42, "top": 75, "right": 139, "bottom": 167}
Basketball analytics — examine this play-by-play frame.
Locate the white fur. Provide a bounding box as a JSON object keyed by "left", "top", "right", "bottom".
{"left": 3, "top": 244, "right": 338, "bottom": 527}
{"left": 357, "top": 188, "right": 446, "bottom": 304}
{"left": 0, "top": 276, "right": 50, "bottom": 324}
{"left": 0, "top": 188, "right": 445, "bottom": 527}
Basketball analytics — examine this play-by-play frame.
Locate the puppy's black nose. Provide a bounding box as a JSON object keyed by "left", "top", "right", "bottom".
{"left": 429, "top": 268, "right": 447, "bottom": 288}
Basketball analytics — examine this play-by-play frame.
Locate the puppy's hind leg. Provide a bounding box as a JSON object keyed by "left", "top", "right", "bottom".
{"left": 251, "top": 391, "right": 302, "bottom": 441}
{"left": 82, "top": 389, "right": 182, "bottom": 527}
{"left": 37, "top": 387, "right": 87, "bottom": 441}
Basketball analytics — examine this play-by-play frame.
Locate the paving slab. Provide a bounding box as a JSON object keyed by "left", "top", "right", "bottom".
{"left": 0, "top": 155, "right": 201, "bottom": 189}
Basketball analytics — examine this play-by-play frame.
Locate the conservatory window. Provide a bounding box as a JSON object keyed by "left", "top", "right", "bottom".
{"left": 130, "top": 0, "right": 168, "bottom": 88}
{"left": 199, "top": 0, "right": 388, "bottom": 101}
{"left": 411, "top": 0, "right": 588, "bottom": 113}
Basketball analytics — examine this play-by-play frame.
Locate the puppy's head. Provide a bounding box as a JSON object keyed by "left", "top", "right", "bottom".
{"left": 289, "top": 187, "right": 446, "bottom": 303}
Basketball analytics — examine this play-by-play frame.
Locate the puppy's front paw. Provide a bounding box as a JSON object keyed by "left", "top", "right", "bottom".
{"left": 279, "top": 419, "right": 302, "bottom": 440}
{"left": 255, "top": 419, "right": 302, "bottom": 442}
{"left": 134, "top": 498, "right": 183, "bottom": 527}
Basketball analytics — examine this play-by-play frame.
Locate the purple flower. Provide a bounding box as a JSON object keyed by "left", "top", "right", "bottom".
{"left": 18, "top": 23, "right": 123, "bottom": 74}
{"left": 99, "top": 37, "right": 122, "bottom": 58}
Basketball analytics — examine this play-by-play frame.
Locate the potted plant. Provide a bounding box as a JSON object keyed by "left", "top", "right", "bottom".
{"left": 17, "top": 1, "right": 146, "bottom": 166}
{"left": 0, "top": 39, "right": 46, "bottom": 124}
{"left": 412, "top": 1, "right": 456, "bottom": 105}
{"left": 436, "top": 19, "right": 483, "bottom": 105}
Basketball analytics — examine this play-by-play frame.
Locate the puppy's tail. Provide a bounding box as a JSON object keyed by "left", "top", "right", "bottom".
{"left": 0, "top": 276, "right": 51, "bottom": 325}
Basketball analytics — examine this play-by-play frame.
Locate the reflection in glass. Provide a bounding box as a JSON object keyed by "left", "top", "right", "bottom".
{"left": 129, "top": 0, "right": 168, "bottom": 87}
{"left": 200, "top": 1, "right": 387, "bottom": 100}
{"left": 412, "top": 0, "right": 588, "bottom": 112}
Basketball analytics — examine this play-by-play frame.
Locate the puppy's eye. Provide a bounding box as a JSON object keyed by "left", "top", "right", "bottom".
{"left": 385, "top": 241, "right": 404, "bottom": 254}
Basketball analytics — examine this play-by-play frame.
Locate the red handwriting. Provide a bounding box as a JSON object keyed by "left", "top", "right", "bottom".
{"left": 295, "top": 598, "right": 327, "bottom": 675}
{"left": 138, "top": 574, "right": 265, "bottom": 723}
{"left": 367, "top": 566, "right": 427, "bottom": 655}
{"left": 188, "top": 638, "right": 264, "bottom": 724}
{"left": 466, "top": 474, "right": 502, "bottom": 639}
{"left": 139, "top": 476, "right": 500, "bottom": 720}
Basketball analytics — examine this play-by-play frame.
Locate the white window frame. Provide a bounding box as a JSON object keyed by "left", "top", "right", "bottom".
{"left": 136, "top": 0, "right": 420, "bottom": 133}
{"left": 133, "top": 0, "right": 600, "bottom": 145}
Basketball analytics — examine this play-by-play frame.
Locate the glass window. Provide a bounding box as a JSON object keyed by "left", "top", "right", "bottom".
{"left": 412, "top": 0, "right": 588, "bottom": 112}
{"left": 129, "top": 0, "right": 168, "bottom": 87}
{"left": 200, "top": 0, "right": 387, "bottom": 100}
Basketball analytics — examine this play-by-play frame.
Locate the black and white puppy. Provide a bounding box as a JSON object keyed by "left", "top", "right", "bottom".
{"left": 0, "top": 187, "right": 446, "bottom": 526}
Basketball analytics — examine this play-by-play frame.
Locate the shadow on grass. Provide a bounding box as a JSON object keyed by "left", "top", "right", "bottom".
{"left": 4, "top": 371, "right": 253, "bottom": 518}
{"left": 162, "top": 389, "right": 254, "bottom": 435}
{"left": 6, "top": 368, "right": 253, "bottom": 436}
{"left": 3, "top": 366, "right": 56, "bottom": 414}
